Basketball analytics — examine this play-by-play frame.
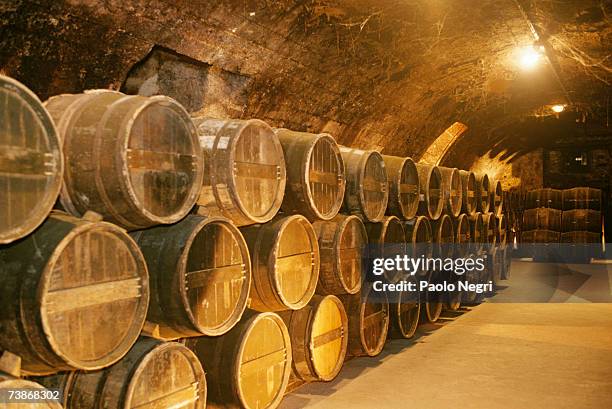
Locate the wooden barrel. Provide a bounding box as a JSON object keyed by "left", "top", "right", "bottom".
{"left": 560, "top": 231, "right": 602, "bottom": 262}
{"left": 497, "top": 212, "right": 508, "bottom": 248}
{"left": 0, "top": 377, "right": 63, "bottom": 408}
{"left": 490, "top": 179, "right": 504, "bottom": 216}
{"left": 431, "top": 214, "right": 454, "bottom": 258}
{"left": 313, "top": 215, "right": 366, "bottom": 295}
{"left": 282, "top": 295, "right": 348, "bottom": 382}
{"left": 389, "top": 287, "right": 420, "bottom": 339}
{"left": 523, "top": 208, "right": 562, "bottom": 231}
{"left": 0, "top": 212, "right": 149, "bottom": 375}
{"left": 39, "top": 338, "right": 206, "bottom": 409}
{"left": 186, "top": 310, "right": 291, "bottom": 409}
{"left": 0, "top": 75, "right": 63, "bottom": 244}
{"left": 404, "top": 216, "right": 433, "bottom": 272}
{"left": 475, "top": 174, "right": 491, "bottom": 213}
{"left": 421, "top": 269, "right": 443, "bottom": 323}
{"left": 415, "top": 163, "right": 443, "bottom": 220}
{"left": 458, "top": 170, "right": 477, "bottom": 216}
{"left": 193, "top": 118, "right": 286, "bottom": 226}
{"left": 342, "top": 284, "right": 389, "bottom": 357}
{"left": 340, "top": 147, "right": 388, "bottom": 222}
{"left": 562, "top": 187, "right": 602, "bottom": 211}
{"left": 131, "top": 215, "right": 250, "bottom": 339}
{"left": 382, "top": 155, "right": 420, "bottom": 219}
{"left": 524, "top": 188, "right": 563, "bottom": 210}
{"left": 438, "top": 166, "right": 463, "bottom": 217}
{"left": 275, "top": 129, "right": 345, "bottom": 221}
{"left": 469, "top": 212, "right": 485, "bottom": 253}
{"left": 521, "top": 229, "right": 560, "bottom": 261}
{"left": 241, "top": 215, "right": 319, "bottom": 311}
{"left": 44, "top": 91, "right": 203, "bottom": 230}
{"left": 521, "top": 230, "right": 561, "bottom": 243}
{"left": 500, "top": 247, "right": 512, "bottom": 280}
{"left": 366, "top": 216, "right": 406, "bottom": 283}
{"left": 454, "top": 213, "right": 472, "bottom": 256}
{"left": 562, "top": 209, "right": 601, "bottom": 233}
{"left": 482, "top": 212, "right": 498, "bottom": 251}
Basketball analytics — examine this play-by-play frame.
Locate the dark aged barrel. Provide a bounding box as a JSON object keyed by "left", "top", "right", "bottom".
{"left": 482, "top": 212, "right": 498, "bottom": 251}
{"left": 497, "top": 212, "right": 508, "bottom": 248}
{"left": 366, "top": 216, "right": 406, "bottom": 283}
{"left": 523, "top": 208, "right": 562, "bottom": 231}
{"left": 0, "top": 75, "right": 63, "bottom": 244}
{"left": 193, "top": 118, "right": 286, "bottom": 226}
{"left": 475, "top": 174, "right": 491, "bottom": 213}
{"left": 275, "top": 129, "right": 345, "bottom": 221}
{"left": 282, "top": 295, "right": 348, "bottom": 382}
{"left": 490, "top": 179, "right": 504, "bottom": 216}
{"left": 562, "top": 209, "right": 602, "bottom": 233}
{"left": 342, "top": 284, "right": 389, "bottom": 357}
{"left": 524, "top": 188, "right": 563, "bottom": 210}
{"left": 39, "top": 338, "right": 206, "bottom": 409}
{"left": 0, "top": 212, "right": 149, "bottom": 375}
{"left": 404, "top": 216, "right": 433, "bottom": 272}
{"left": 415, "top": 163, "right": 443, "bottom": 220}
{"left": 0, "top": 376, "right": 63, "bottom": 409}
{"left": 459, "top": 170, "right": 477, "bottom": 216}
{"left": 382, "top": 155, "right": 420, "bottom": 219}
{"left": 560, "top": 231, "right": 602, "bottom": 262}
{"left": 389, "top": 287, "right": 420, "bottom": 339}
{"left": 431, "top": 214, "right": 454, "bottom": 258}
{"left": 44, "top": 91, "right": 203, "bottom": 230}
{"left": 454, "top": 213, "right": 472, "bottom": 256}
{"left": 186, "top": 311, "right": 291, "bottom": 409}
{"left": 521, "top": 230, "right": 561, "bottom": 243}
{"left": 241, "top": 215, "right": 319, "bottom": 311}
{"left": 438, "top": 166, "right": 463, "bottom": 217}
{"left": 340, "top": 147, "right": 388, "bottom": 222}
{"left": 562, "top": 187, "right": 602, "bottom": 211}
{"left": 521, "top": 229, "right": 560, "bottom": 261}
{"left": 131, "top": 215, "right": 250, "bottom": 339}
{"left": 313, "top": 215, "right": 366, "bottom": 295}
{"left": 469, "top": 212, "right": 486, "bottom": 253}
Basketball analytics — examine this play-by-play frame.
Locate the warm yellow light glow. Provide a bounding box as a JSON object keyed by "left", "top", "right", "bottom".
{"left": 551, "top": 104, "right": 565, "bottom": 113}
{"left": 517, "top": 46, "right": 542, "bottom": 71}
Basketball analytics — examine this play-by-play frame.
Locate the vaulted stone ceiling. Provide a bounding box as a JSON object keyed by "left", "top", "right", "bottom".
{"left": 1, "top": 0, "right": 609, "bottom": 169}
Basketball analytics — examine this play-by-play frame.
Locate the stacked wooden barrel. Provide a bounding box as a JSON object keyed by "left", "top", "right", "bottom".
{"left": 521, "top": 188, "right": 563, "bottom": 261}
{"left": 561, "top": 187, "right": 603, "bottom": 262}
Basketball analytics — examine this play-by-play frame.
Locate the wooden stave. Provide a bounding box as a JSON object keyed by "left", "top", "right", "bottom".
{"left": 275, "top": 130, "right": 345, "bottom": 221}
{"left": 382, "top": 155, "right": 420, "bottom": 220}
{"left": 366, "top": 216, "right": 406, "bottom": 284}
{"left": 185, "top": 310, "right": 291, "bottom": 409}
{"left": 522, "top": 208, "right": 562, "bottom": 231}
{"left": 340, "top": 147, "right": 389, "bottom": 222}
{"left": 438, "top": 166, "right": 463, "bottom": 218}
{"left": 44, "top": 91, "right": 203, "bottom": 230}
{"left": 415, "top": 163, "right": 444, "bottom": 220}
{"left": 193, "top": 117, "right": 287, "bottom": 226}
{"left": 475, "top": 174, "right": 491, "bottom": 213}
{"left": 240, "top": 215, "right": 320, "bottom": 312}
{"left": 131, "top": 214, "right": 251, "bottom": 338}
{"left": 0, "top": 212, "right": 149, "bottom": 376}
{"left": 0, "top": 75, "right": 64, "bottom": 244}
{"left": 389, "top": 287, "right": 421, "bottom": 339}
{"left": 313, "top": 215, "right": 366, "bottom": 295}
{"left": 404, "top": 216, "right": 433, "bottom": 271}
{"left": 282, "top": 295, "right": 348, "bottom": 382}
{"left": 458, "top": 170, "right": 477, "bottom": 216}
{"left": 561, "top": 209, "right": 602, "bottom": 233}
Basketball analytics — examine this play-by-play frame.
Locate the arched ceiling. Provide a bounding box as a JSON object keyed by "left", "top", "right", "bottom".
{"left": 1, "top": 0, "right": 609, "bottom": 167}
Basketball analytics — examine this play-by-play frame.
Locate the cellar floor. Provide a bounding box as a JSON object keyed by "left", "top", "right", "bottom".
{"left": 281, "top": 260, "right": 612, "bottom": 409}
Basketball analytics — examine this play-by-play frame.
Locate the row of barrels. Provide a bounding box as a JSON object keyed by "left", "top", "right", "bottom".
{"left": 2, "top": 74, "right": 506, "bottom": 246}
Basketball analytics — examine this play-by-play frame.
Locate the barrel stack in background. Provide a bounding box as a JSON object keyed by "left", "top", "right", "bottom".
{"left": 521, "top": 188, "right": 563, "bottom": 261}
{"left": 561, "top": 187, "right": 604, "bottom": 263}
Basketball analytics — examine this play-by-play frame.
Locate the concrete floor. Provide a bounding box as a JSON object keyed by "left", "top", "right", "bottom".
{"left": 281, "top": 261, "right": 612, "bottom": 409}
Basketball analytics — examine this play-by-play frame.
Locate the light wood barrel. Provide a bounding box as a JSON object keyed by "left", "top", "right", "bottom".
{"left": 0, "top": 75, "right": 63, "bottom": 244}
{"left": 523, "top": 208, "right": 562, "bottom": 231}
{"left": 404, "top": 216, "right": 433, "bottom": 274}
{"left": 313, "top": 215, "right": 366, "bottom": 295}
{"left": 389, "top": 288, "right": 420, "bottom": 339}
{"left": 0, "top": 213, "right": 148, "bottom": 376}
{"left": 45, "top": 91, "right": 203, "bottom": 230}
{"left": 431, "top": 214, "right": 454, "bottom": 258}
{"left": 482, "top": 212, "right": 498, "bottom": 252}
{"left": 131, "top": 215, "right": 250, "bottom": 339}
{"left": 186, "top": 310, "right": 291, "bottom": 409}
{"left": 562, "top": 209, "right": 601, "bottom": 233}
{"left": 454, "top": 213, "right": 472, "bottom": 256}
{"left": 421, "top": 269, "right": 443, "bottom": 323}
{"left": 382, "top": 155, "right": 420, "bottom": 219}
{"left": 342, "top": 284, "right": 389, "bottom": 357}
{"left": 469, "top": 212, "right": 485, "bottom": 253}
{"left": 0, "top": 377, "right": 63, "bottom": 408}
{"left": 340, "top": 147, "right": 388, "bottom": 222}
{"left": 276, "top": 129, "right": 345, "bottom": 220}
{"left": 366, "top": 216, "right": 406, "bottom": 283}
{"left": 475, "top": 174, "right": 491, "bottom": 213}
{"left": 562, "top": 187, "right": 602, "bottom": 211}
{"left": 490, "top": 179, "right": 504, "bottom": 216}
{"left": 241, "top": 215, "right": 319, "bottom": 311}
{"left": 459, "top": 170, "right": 477, "bottom": 216}
{"left": 282, "top": 295, "right": 348, "bottom": 382}
{"left": 416, "top": 163, "right": 443, "bottom": 220}
{"left": 438, "top": 166, "right": 463, "bottom": 217}
{"left": 193, "top": 117, "right": 286, "bottom": 226}
{"left": 525, "top": 188, "right": 563, "bottom": 210}
{"left": 39, "top": 338, "right": 206, "bottom": 409}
